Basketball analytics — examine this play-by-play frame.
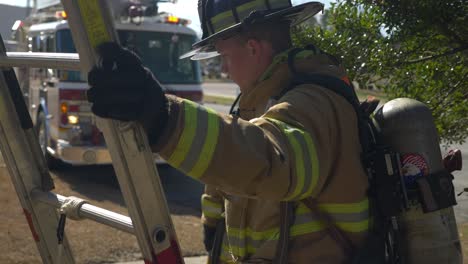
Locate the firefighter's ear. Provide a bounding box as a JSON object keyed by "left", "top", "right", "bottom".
{"left": 246, "top": 39, "right": 273, "bottom": 60}
{"left": 246, "top": 39, "right": 261, "bottom": 57}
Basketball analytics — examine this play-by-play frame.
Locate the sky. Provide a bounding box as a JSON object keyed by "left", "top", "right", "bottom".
{"left": 0, "top": 0, "right": 333, "bottom": 35}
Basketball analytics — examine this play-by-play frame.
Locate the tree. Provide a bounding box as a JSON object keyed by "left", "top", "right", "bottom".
{"left": 292, "top": 0, "right": 468, "bottom": 144}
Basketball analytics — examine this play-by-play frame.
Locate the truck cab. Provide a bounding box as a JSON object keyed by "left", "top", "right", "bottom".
{"left": 19, "top": 8, "right": 203, "bottom": 167}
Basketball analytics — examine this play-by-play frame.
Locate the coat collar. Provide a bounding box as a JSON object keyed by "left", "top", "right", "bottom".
{"left": 237, "top": 48, "right": 346, "bottom": 119}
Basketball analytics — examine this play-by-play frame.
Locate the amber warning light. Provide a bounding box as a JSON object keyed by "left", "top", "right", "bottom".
{"left": 56, "top": 11, "right": 67, "bottom": 19}
{"left": 167, "top": 15, "right": 180, "bottom": 24}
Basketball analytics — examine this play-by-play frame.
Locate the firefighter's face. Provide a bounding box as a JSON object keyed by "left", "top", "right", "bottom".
{"left": 215, "top": 36, "right": 273, "bottom": 92}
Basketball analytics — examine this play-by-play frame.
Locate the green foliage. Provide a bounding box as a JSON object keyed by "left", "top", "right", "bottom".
{"left": 292, "top": 0, "right": 468, "bottom": 144}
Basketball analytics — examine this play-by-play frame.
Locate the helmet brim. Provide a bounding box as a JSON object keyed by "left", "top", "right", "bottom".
{"left": 180, "top": 1, "right": 324, "bottom": 61}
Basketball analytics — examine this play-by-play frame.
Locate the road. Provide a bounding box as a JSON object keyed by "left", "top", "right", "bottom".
{"left": 202, "top": 82, "right": 239, "bottom": 98}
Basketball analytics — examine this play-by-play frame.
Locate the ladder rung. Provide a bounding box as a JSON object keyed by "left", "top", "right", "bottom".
{"left": 31, "top": 190, "right": 134, "bottom": 234}
{"left": 0, "top": 52, "right": 80, "bottom": 70}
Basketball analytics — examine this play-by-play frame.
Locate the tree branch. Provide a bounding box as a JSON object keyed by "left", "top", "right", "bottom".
{"left": 398, "top": 44, "right": 468, "bottom": 65}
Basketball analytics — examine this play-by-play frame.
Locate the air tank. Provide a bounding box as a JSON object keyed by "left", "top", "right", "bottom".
{"left": 373, "top": 98, "right": 462, "bottom": 263}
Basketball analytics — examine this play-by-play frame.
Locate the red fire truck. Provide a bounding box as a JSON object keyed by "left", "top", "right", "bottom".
{"left": 13, "top": 1, "right": 203, "bottom": 167}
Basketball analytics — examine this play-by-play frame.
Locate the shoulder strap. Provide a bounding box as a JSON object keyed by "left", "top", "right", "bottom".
{"left": 283, "top": 47, "right": 375, "bottom": 155}
{"left": 273, "top": 201, "right": 295, "bottom": 264}
{"left": 301, "top": 198, "right": 355, "bottom": 256}
{"left": 274, "top": 47, "right": 371, "bottom": 263}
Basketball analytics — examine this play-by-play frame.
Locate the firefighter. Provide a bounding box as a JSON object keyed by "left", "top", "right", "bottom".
{"left": 87, "top": 0, "right": 370, "bottom": 263}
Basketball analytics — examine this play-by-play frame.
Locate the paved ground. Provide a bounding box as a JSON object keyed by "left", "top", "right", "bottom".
{"left": 115, "top": 255, "right": 207, "bottom": 264}
{"left": 202, "top": 82, "right": 239, "bottom": 98}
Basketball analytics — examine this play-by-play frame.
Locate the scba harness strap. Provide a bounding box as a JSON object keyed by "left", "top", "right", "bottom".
{"left": 273, "top": 46, "right": 390, "bottom": 264}
{"left": 275, "top": 46, "right": 458, "bottom": 264}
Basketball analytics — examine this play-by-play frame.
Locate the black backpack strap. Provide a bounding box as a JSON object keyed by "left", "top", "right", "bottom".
{"left": 273, "top": 201, "right": 295, "bottom": 264}
{"left": 282, "top": 48, "right": 373, "bottom": 155}
{"left": 302, "top": 198, "right": 355, "bottom": 257}
{"left": 274, "top": 47, "right": 377, "bottom": 263}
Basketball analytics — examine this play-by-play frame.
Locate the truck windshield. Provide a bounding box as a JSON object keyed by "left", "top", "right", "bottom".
{"left": 56, "top": 29, "right": 202, "bottom": 84}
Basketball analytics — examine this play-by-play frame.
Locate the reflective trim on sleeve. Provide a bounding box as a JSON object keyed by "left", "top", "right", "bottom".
{"left": 264, "top": 118, "right": 319, "bottom": 200}
{"left": 167, "top": 100, "right": 198, "bottom": 167}
{"left": 201, "top": 196, "right": 223, "bottom": 219}
{"left": 223, "top": 199, "right": 369, "bottom": 260}
{"left": 225, "top": 226, "right": 279, "bottom": 258}
{"left": 296, "top": 198, "right": 370, "bottom": 233}
{"left": 167, "top": 100, "right": 221, "bottom": 179}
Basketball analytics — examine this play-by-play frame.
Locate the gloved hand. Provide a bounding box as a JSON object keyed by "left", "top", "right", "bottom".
{"left": 87, "top": 42, "right": 168, "bottom": 145}
{"left": 203, "top": 224, "right": 217, "bottom": 252}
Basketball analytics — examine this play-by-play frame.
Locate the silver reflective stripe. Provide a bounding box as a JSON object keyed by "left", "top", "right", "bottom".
{"left": 237, "top": 0, "right": 267, "bottom": 20}
{"left": 290, "top": 130, "right": 314, "bottom": 199}
{"left": 203, "top": 205, "right": 223, "bottom": 215}
{"left": 167, "top": 100, "right": 221, "bottom": 179}
{"left": 209, "top": 0, "right": 291, "bottom": 34}
{"left": 179, "top": 105, "right": 209, "bottom": 172}
{"left": 211, "top": 9, "right": 237, "bottom": 33}
{"left": 294, "top": 209, "right": 369, "bottom": 225}
{"left": 264, "top": 117, "right": 319, "bottom": 201}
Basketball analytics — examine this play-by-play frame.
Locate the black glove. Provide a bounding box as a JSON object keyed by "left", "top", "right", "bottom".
{"left": 203, "top": 224, "right": 217, "bottom": 252}
{"left": 87, "top": 42, "right": 168, "bottom": 145}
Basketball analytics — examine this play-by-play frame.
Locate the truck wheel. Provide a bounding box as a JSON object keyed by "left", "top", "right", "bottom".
{"left": 36, "top": 111, "right": 62, "bottom": 170}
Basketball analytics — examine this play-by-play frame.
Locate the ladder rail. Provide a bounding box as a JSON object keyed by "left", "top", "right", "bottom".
{"left": 0, "top": 35, "right": 76, "bottom": 264}
{"left": 0, "top": 0, "right": 185, "bottom": 262}
{"left": 0, "top": 52, "right": 80, "bottom": 70}
{"left": 61, "top": 0, "right": 184, "bottom": 263}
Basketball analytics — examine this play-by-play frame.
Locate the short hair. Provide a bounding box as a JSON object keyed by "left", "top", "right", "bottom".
{"left": 237, "top": 19, "right": 292, "bottom": 54}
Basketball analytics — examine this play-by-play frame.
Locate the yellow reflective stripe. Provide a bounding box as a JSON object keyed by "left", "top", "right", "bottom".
{"left": 227, "top": 226, "right": 279, "bottom": 241}
{"left": 167, "top": 100, "right": 221, "bottom": 179}
{"left": 265, "top": 118, "right": 318, "bottom": 200}
{"left": 290, "top": 221, "right": 326, "bottom": 236}
{"left": 236, "top": 0, "right": 265, "bottom": 19}
{"left": 210, "top": 0, "right": 291, "bottom": 29}
{"left": 203, "top": 211, "right": 223, "bottom": 219}
{"left": 77, "top": 0, "right": 111, "bottom": 48}
{"left": 167, "top": 100, "right": 198, "bottom": 166}
{"left": 211, "top": 9, "right": 237, "bottom": 33}
{"left": 295, "top": 199, "right": 369, "bottom": 233}
{"left": 211, "top": 9, "right": 233, "bottom": 24}
{"left": 295, "top": 199, "right": 369, "bottom": 214}
{"left": 283, "top": 128, "right": 305, "bottom": 200}
{"left": 320, "top": 198, "right": 369, "bottom": 214}
{"left": 223, "top": 243, "right": 257, "bottom": 258}
{"left": 302, "top": 133, "right": 319, "bottom": 197}
{"left": 336, "top": 219, "right": 369, "bottom": 233}
{"left": 201, "top": 197, "right": 223, "bottom": 218}
{"left": 188, "top": 107, "right": 220, "bottom": 178}
{"left": 201, "top": 197, "right": 223, "bottom": 210}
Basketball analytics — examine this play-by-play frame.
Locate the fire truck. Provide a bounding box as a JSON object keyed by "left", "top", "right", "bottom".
{"left": 12, "top": 1, "right": 203, "bottom": 168}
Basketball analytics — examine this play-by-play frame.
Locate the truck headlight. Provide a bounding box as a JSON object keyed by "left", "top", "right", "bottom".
{"left": 68, "top": 115, "right": 79, "bottom": 124}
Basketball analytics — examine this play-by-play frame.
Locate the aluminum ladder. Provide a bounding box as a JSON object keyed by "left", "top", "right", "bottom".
{"left": 0, "top": 0, "right": 184, "bottom": 263}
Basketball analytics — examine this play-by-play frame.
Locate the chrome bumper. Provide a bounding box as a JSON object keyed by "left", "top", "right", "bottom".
{"left": 51, "top": 140, "right": 166, "bottom": 165}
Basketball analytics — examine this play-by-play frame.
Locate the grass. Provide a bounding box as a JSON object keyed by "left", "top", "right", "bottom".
{"left": 203, "top": 94, "right": 236, "bottom": 105}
